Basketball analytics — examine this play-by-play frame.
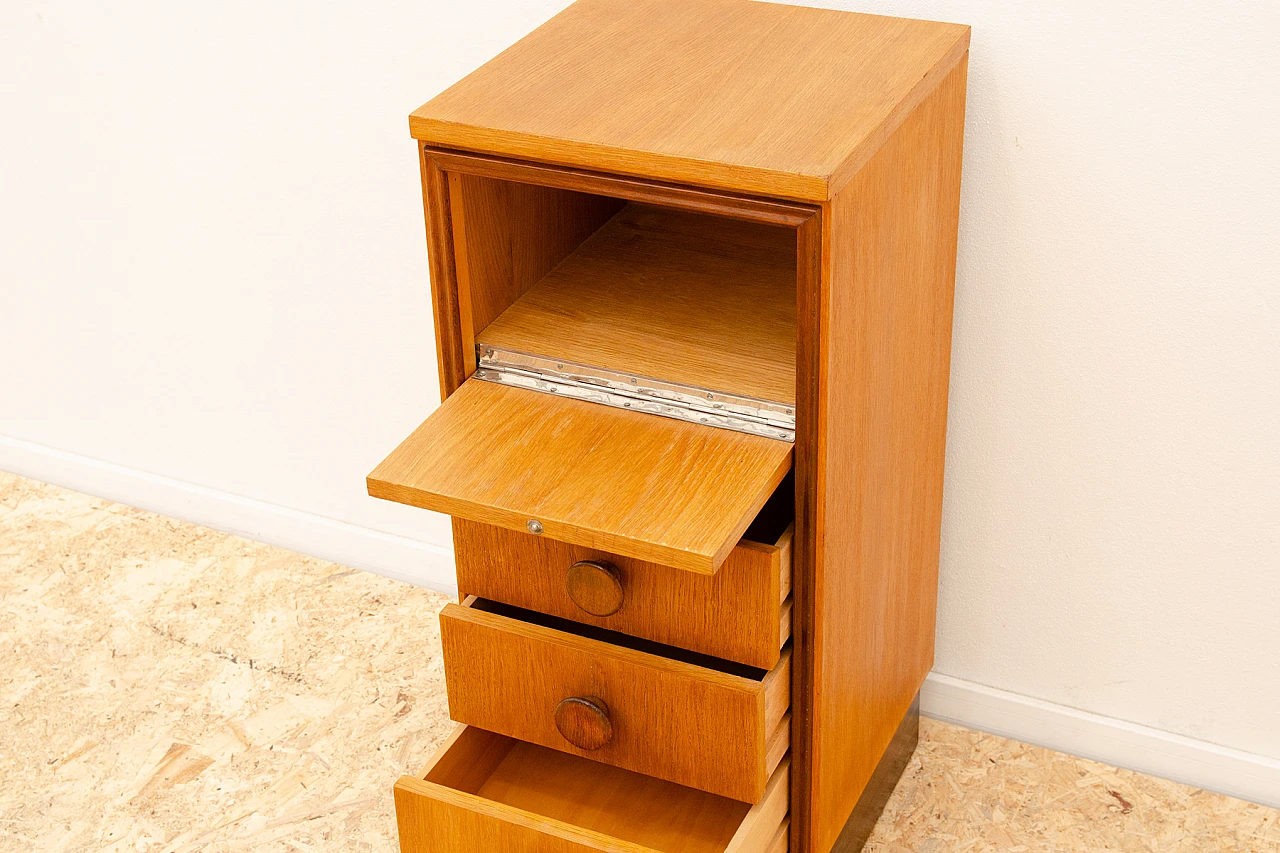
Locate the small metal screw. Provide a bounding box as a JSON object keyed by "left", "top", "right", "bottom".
{"left": 526, "top": 519, "right": 544, "bottom": 535}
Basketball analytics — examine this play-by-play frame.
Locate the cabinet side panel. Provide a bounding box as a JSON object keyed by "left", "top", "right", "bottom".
{"left": 809, "top": 54, "right": 968, "bottom": 853}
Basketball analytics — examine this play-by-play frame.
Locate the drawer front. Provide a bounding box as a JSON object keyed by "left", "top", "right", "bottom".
{"left": 395, "top": 726, "right": 790, "bottom": 853}
{"left": 440, "top": 600, "right": 791, "bottom": 803}
{"left": 454, "top": 518, "right": 792, "bottom": 669}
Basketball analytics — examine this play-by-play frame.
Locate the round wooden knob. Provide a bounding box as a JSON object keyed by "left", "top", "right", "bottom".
{"left": 554, "top": 696, "right": 613, "bottom": 750}
{"left": 565, "top": 560, "right": 624, "bottom": 616}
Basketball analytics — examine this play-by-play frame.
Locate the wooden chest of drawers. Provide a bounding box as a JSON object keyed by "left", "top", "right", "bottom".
{"left": 368, "top": 2, "right": 969, "bottom": 851}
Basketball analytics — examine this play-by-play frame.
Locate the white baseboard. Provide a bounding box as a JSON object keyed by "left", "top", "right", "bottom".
{"left": 0, "top": 433, "right": 460, "bottom": 596}
{"left": 923, "top": 672, "right": 1280, "bottom": 809}
{"left": 2, "top": 434, "right": 1275, "bottom": 809}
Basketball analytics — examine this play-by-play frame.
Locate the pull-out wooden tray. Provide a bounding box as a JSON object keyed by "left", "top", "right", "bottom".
{"left": 395, "top": 725, "right": 790, "bottom": 853}
{"left": 368, "top": 380, "right": 793, "bottom": 574}
{"left": 440, "top": 597, "right": 790, "bottom": 803}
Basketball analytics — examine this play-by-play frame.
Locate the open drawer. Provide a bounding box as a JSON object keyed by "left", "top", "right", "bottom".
{"left": 395, "top": 725, "right": 790, "bottom": 853}
{"left": 368, "top": 379, "right": 793, "bottom": 574}
{"left": 440, "top": 597, "right": 791, "bottom": 803}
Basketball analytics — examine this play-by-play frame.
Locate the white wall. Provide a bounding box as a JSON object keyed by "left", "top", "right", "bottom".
{"left": 2, "top": 0, "right": 1277, "bottom": 804}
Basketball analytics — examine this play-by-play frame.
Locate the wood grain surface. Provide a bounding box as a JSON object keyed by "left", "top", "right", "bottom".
{"left": 410, "top": 0, "right": 970, "bottom": 201}
{"left": 402, "top": 12, "right": 972, "bottom": 844}
{"left": 418, "top": 151, "right": 468, "bottom": 397}
{"left": 724, "top": 759, "right": 791, "bottom": 853}
{"left": 438, "top": 598, "right": 791, "bottom": 802}
{"left": 368, "top": 380, "right": 793, "bottom": 574}
{"left": 766, "top": 712, "right": 792, "bottom": 785}
{"left": 451, "top": 172, "right": 623, "bottom": 369}
{"left": 452, "top": 514, "right": 791, "bottom": 669}
{"left": 801, "top": 54, "right": 969, "bottom": 853}
{"left": 430, "top": 148, "right": 818, "bottom": 228}
{"left": 396, "top": 726, "right": 789, "bottom": 853}
{"left": 477, "top": 202, "right": 798, "bottom": 404}
{"left": 765, "top": 821, "right": 790, "bottom": 853}
{"left": 789, "top": 195, "right": 825, "bottom": 853}
{"left": 830, "top": 695, "right": 919, "bottom": 853}
{"left": 478, "top": 743, "right": 748, "bottom": 852}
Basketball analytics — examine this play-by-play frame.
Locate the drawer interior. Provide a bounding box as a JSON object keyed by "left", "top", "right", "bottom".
{"left": 449, "top": 174, "right": 798, "bottom": 405}
{"left": 402, "top": 725, "right": 789, "bottom": 853}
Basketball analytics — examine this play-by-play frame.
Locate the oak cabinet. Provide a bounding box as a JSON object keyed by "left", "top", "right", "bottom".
{"left": 370, "top": 2, "right": 969, "bottom": 850}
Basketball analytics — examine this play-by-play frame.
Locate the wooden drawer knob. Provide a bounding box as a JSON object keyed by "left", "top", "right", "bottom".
{"left": 554, "top": 696, "right": 613, "bottom": 750}
{"left": 565, "top": 559, "right": 624, "bottom": 616}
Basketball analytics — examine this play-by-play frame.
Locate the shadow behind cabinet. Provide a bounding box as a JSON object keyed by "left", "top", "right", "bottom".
{"left": 367, "top": 2, "right": 970, "bottom": 852}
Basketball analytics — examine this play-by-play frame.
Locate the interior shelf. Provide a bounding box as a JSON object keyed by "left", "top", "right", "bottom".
{"left": 474, "top": 203, "right": 798, "bottom": 406}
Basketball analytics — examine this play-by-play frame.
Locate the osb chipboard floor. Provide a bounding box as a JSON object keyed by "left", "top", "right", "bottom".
{"left": 0, "top": 472, "right": 1276, "bottom": 853}
{"left": 864, "top": 727, "right": 1278, "bottom": 853}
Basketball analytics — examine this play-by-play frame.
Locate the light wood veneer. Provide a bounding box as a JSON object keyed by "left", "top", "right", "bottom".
{"left": 382, "top": 2, "right": 970, "bottom": 849}
{"left": 395, "top": 725, "right": 790, "bottom": 853}
{"left": 477, "top": 202, "right": 798, "bottom": 405}
{"left": 368, "top": 380, "right": 792, "bottom": 574}
{"left": 449, "top": 173, "right": 624, "bottom": 377}
{"left": 796, "top": 54, "right": 968, "bottom": 853}
{"left": 452, "top": 501, "right": 791, "bottom": 669}
{"left": 409, "top": 0, "right": 969, "bottom": 201}
{"left": 440, "top": 597, "right": 791, "bottom": 803}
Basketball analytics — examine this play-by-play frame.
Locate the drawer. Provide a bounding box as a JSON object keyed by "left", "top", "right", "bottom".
{"left": 440, "top": 597, "right": 791, "bottom": 803}
{"left": 368, "top": 379, "right": 792, "bottom": 574}
{"left": 396, "top": 726, "right": 789, "bottom": 853}
{"left": 452, "top": 485, "right": 792, "bottom": 669}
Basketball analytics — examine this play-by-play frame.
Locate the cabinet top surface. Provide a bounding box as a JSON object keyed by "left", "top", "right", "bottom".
{"left": 409, "top": 0, "right": 969, "bottom": 201}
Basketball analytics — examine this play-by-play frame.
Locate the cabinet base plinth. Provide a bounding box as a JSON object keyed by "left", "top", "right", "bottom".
{"left": 830, "top": 692, "right": 921, "bottom": 853}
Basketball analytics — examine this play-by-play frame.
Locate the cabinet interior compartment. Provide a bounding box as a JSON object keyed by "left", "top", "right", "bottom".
{"left": 447, "top": 173, "right": 799, "bottom": 438}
